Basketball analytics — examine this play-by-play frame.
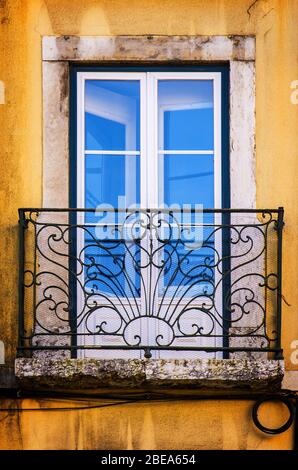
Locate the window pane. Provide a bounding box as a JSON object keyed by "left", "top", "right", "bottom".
{"left": 84, "top": 226, "right": 141, "bottom": 298}
{"left": 160, "top": 154, "right": 214, "bottom": 207}
{"left": 85, "top": 154, "right": 140, "bottom": 222}
{"left": 161, "top": 242, "right": 215, "bottom": 298}
{"left": 158, "top": 80, "right": 214, "bottom": 151}
{"left": 85, "top": 80, "right": 140, "bottom": 151}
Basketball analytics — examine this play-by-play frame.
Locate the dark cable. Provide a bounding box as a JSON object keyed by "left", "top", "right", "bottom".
{"left": 252, "top": 395, "right": 295, "bottom": 435}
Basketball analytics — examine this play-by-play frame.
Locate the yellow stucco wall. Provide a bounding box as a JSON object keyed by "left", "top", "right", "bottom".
{"left": 0, "top": 397, "right": 294, "bottom": 450}
{"left": 0, "top": 0, "right": 297, "bottom": 449}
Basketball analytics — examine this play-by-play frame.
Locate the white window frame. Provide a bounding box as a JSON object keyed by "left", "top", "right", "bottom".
{"left": 76, "top": 71, "right": 223, "bottom": 358}
{"left": 77, "top": 71, "right": 222, "bottom": 210}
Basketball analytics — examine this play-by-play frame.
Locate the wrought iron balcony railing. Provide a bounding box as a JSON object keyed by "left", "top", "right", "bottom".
{"left": 18, "top": 208, "right": 284, "bottom": 359}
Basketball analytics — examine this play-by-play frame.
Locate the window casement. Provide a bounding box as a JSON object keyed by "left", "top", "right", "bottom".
{"left": 74, "top": 69, "right": 228, "bottom": 360}
{"left": 76, "top": 71, "right": 222, "bottom": 216}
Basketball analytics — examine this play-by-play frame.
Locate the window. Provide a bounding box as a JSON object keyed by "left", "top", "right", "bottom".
{"left": 76, "top": 71, "right": 222, "bottom": 210}
{"left": 73, "top": 68, "right": 229, "bottom": 359}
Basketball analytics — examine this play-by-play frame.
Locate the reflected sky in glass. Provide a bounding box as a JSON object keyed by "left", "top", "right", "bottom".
{"left": 84, "top": 228, "right": 140, "bottom": 297}
{"left": 158, "top": 80, "right": 214, "bottom": 151}
{"left": 82, "top": 76, "right": 217, "bottom": 299}
{"left": 161, "top": 154, "right": 214, "bottom": 207}
{"left": 85, "top": 154, "right": 140, "bottom": 222}
{"left": 85, "top": 80, "right": 140, "bottom": 151}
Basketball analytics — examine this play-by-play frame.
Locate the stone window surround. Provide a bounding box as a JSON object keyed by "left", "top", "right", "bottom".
{"left": 15, "top": 35, "right": 283, "bottom": 393}
{"left": 42, "top": 35, "right": 256, "bottom": 209}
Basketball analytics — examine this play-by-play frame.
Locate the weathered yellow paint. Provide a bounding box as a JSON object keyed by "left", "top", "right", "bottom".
{"left": 0, "top": 397, "right": 294, "bottom": 450}
{"left": 0, "top": 0, "right": 297, "bottom": 449}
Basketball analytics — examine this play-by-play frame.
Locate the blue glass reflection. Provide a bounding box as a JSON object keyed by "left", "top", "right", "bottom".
{"left": 85, "top": 80, "right": 140, "bottom": 151}
{"left": 162, "top": 154, "right": 214, "bottom": 207}
{"left": 160, "top": 152, "right": 215, "bottom": 296}
{"left": 158, "top": 80, "right": 214, "bottom": 150}
{"left": 85, "top": 154, "right": 140, "bottom": 222}
{"left": 162, "top": 243, "right": 215, "bottom": 297}
{"left": 84, "top": 228, "right": 140, "bottom": 298}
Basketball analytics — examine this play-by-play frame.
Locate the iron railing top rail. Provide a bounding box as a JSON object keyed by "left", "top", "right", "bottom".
{"left": 19, "top": 207, "right": 284, "bottom": 214}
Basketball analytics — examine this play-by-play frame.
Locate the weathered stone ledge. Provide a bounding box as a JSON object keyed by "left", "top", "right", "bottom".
{"left": 15, "top": 358, "right": 284, "bottom": 393}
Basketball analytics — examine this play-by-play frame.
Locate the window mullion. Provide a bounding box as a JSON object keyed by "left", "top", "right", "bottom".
{"left": 146, "top": 72, "right": 159, "bottom": 208}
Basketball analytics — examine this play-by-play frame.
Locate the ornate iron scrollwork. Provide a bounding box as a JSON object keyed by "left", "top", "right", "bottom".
{"left": 18, "top": 208, "right": 284, "bottom": 359}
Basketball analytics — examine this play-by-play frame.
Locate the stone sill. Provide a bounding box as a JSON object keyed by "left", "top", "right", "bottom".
{"left": 15, "top": 358, "right": 284, "bottom": 393}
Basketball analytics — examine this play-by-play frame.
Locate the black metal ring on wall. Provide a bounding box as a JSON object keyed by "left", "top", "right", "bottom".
{"left": 252, "top": 396, "right": 295, "bottom": 435}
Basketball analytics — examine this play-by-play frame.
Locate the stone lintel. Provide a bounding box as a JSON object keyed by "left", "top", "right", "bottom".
{"left": 42, "top": 35, "right": 255, "bottom": 62}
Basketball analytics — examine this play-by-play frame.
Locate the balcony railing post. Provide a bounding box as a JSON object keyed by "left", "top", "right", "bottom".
{"left": 17, "top": 209, "right": 27, "bottom": 356}
{"left": 69, "top": 210, "right": 77, "bottom": 358}
{"left": 222, "top": 210, "right": 231, "bottom": 359}
{"left": 275, "top": 206, "right": 284, "bottom": 359}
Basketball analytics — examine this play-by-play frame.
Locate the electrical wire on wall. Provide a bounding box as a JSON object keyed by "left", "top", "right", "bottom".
{"left": 0, "top": 389, "right": 297, "bottom": 450}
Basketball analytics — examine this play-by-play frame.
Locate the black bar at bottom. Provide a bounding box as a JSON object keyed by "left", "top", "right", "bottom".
{"left": 0, "top": 450, "right": 297, "bottom": 464}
